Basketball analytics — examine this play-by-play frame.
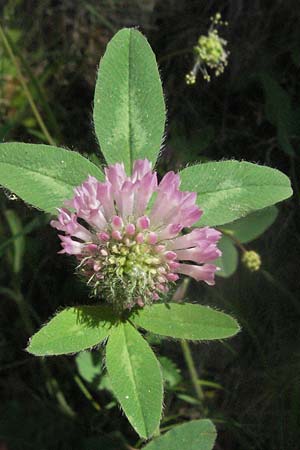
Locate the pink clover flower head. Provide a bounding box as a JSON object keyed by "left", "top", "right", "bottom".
{"left": 51, "top": 159, "right": 221, "bottom": 309}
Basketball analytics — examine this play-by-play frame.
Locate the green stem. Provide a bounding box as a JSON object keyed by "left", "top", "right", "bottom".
{"left": 74, "top": 375, "right": 101, "bottom": 411}
{"left": 1, "top": 283, "right": 35, "bottom": 335}
{"left": 0, "top": 23, "right": 56, "bottom": 146}
{"left": 261, "top": 269, "right": 300, "bottom": 315}
{"left": 47, "top": 377, "right": 76, "bottom": 418}
{"left": 180, "top": 340, "right": 204, "bottom": 402}
{"left": 15, "top": 47, "right": 63, "bottom": 141}
{"left": 172, "top": 278, "right": 205, "bottom": 403}
{"left": 217, "top": 227, "right": 247, "bottom": 253}
{"left": 152, "top": 426, "right": 161, "bottom": 438}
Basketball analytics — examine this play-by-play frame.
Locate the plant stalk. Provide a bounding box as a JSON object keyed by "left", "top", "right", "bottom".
{"left": 172, "top": 278, "right": 205, "bottom": 403}
{"left": 0, "top": 23, "right": 56, "bottom": 146}
{"left": 180, "top": 339, "right": 204, "bottom": 402}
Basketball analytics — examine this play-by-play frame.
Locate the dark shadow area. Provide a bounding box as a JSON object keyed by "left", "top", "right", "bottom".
{"left": 75, "top": 305, "right": 119, "bottom": 329}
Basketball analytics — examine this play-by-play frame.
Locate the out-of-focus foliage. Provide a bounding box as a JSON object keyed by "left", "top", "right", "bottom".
{"left": 0, "top": 1, "right": 299, "bottom": 449}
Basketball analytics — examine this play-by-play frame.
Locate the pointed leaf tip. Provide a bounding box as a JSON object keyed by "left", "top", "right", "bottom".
{"left": 106, "top": 321, "right": 163, "bottom": 438}
{"left": 27, "top": 306, "right": 116, "bottom": 356}
{"left": 132, "top": 303, "right": 240, "bottom": 341}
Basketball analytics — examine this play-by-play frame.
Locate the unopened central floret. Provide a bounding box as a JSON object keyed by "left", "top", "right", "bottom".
{"left": 77, "top": 216, "right": 175, "bottom": 308}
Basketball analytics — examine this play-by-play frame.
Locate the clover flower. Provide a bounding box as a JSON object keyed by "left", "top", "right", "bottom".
{"left": 186, "top": 12, "right": 229, "bottom": 84}
{"left": 51, "top": 159, "right": 221, "bottom": 309}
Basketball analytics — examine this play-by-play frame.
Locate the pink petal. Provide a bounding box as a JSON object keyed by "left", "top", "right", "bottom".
{"left": 98, "top": 231, "right": 110, "bottom": 241}
{"left": 164, "top": 251, "right": 177, "bottom": 260}
{"left": 155, "top": 244, "right": 166, "bottom": 253}
{"left": 159, "top": 171, "right": 181, "bottom": 191}
{"left": 136, "top": 232, "right": 144, "bottom": 244}
{"left": 105, "top": 162, "right": 127, "bottom": 192}
{"left": 112, "top": 215, "right": 123, "bottom": 229}
{"left": 168, "top": 227, "right": 221, "bottom": 250}
{"left": 150, "top": 190, "right": 180, "bottom": 227}
{"left": 111, "top": 230, "right": 122, "bottom": 241}
{"left": 147, "top": 232, "right": 158, "bottom": 245}
{"left": 174, "top": 263, "right": 218, "bottom": 285}
{"left": 175, "top": 244, "right": 221, "bottom": 264}
{"left": 157, "top": 223, "right": 183, "bottom": 241}
{"left": 51, "top": 209, "right": 92, "bottom": 241}
{"left": 137, "top": 216, "right": 150, "bottom": 230}
{"left": 132, "top": 159, "right": 152, "bottom": 181}
{"left": 170, "top": 206, "right": 202, "bottom": 228}
{"left": 114, "top": 180, "right": 135, "bottom": 219}
{"left": 168, "top": 261, "right": 180, "bottom": 270}
{"left": 88, "top": 209, "right": 107, "bottom": 230}
{"left": 97, "top": 182, "right": 115, "bottom": 219}
{"left": 58, "top": 235, "right": 84, "bottom": 255}
{"left": 149, "top": 172, "right": 200, "bottom": 228}
{"left": 166, "top": 273, "right": 179, "bottom": 281}
{"left": 126, "top": 223, "right": 136, "bottom": 235}
{"left": 134, "top": 172, "right": 157, "bottom": 216}
{"left": 149, "top": 172, "right": 181, "bottom": 226}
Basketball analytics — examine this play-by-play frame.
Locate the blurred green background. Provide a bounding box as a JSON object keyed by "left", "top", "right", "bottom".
{"left": 0, "top": 1, "right": 299, "bottom": 449}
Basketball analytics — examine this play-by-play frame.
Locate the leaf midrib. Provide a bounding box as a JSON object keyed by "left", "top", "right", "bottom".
{"left": 29, "top": 323, "right": 109, "bottom": 356}
{"left": 122, "top": 323, "right": 148, "bottom": 436}
{"left": 192, "top": 183, "right": 290, "bottom": 196}
{"left": 0, "top": 161, "right": 85, "bottom": 189}
{"left": 128, "top": 29, "right": 133, "bottom": 173}
{"left": 138, "top": 316, "right": 236, "bottom": 330}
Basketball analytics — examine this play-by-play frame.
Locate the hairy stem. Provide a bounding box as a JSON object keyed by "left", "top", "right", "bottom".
{"left": 218, "top": 227, "right": 247, "bottom": 252}
{"left": 173, "top": 278, "right": 205, "bottom": 403}
{"left": 180, "top": 340, "right": 204, "bottom": 402}
{"left": 74, "top": 375, "right": 101, "bottom": 411}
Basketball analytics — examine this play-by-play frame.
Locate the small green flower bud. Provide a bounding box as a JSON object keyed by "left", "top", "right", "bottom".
{"left": 185, "top": 71, "right": 196, "bottom": 85}
{"left": 242, "top": 251, "right": 261, "bottom": 272}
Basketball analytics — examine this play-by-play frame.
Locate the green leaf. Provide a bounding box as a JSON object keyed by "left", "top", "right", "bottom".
{"left": 4, "top": 209, "right": 25, "bottom": 274}
{"left": 27, "top": 306, "right": 116, "bottom": 356}
{"left": 158, "top": 356, "right": 182, "bottom": 389}
{"left": 260, "top": 73, "right": 292, "bottom": 127}
{"left": 76, "top": 350, "right": 102, "bottom": 383}
{"left": 143, "top": 419, "right": 216, "bottom": 450}
{"left": 220, "top": 206, "right": 278, "bottom": 244}
{"left": 132, "top": 303, "right": 240, "bottom": 340}
{"left": 277, "top": 123, "right": 295, "bottom": 157}
{"left": 0, "top": 143, "right": 104, "bottom": 213}
{"left": 179, "top": 160, "right": 292, "bottom": 227}
{"left": 97, "top": 371, "right": 113, "bottom": 393}
{"left": 93, "top": 28, "right": 165, "bottom": 173}
{"left": 106, "top": 321, "right": 163, "bottom": 438}
{"left": 260, "top": 73, "right": 295, "bottom": 156}
{"left": 76, "top": 350, "right": 112, "bottom": 392}
{"left": 216, "top": 235, "right": 238, "bottom": 278}
{"left": 176, "top": 393, "right": 201, "bottom": 405}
